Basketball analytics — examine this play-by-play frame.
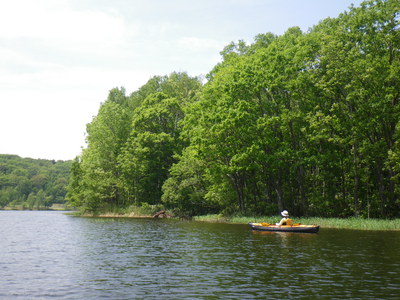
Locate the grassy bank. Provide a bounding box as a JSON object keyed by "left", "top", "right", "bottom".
{"left": 193, "top": 214, "right": 400, "bottom": 231}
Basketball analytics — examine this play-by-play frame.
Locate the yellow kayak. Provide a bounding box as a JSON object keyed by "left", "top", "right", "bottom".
{"left": 248, "top": 222, "right": 320, "bottom": 233}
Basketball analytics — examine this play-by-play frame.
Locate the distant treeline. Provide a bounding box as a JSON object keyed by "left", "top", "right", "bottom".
{"left": 67, "top": 0, "right": 400, "bottom": 218}
{"left": 0, "top": 155, "right": 71, "bottom": 209}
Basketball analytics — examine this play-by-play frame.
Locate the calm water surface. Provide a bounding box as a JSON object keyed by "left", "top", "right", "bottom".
{"left": 1, "top": 211, "right": 399, "bottom": 299}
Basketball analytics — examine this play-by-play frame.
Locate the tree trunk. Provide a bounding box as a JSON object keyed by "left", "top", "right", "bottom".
{"left": 352, "top": 144, "right": 359, "bottom": 217}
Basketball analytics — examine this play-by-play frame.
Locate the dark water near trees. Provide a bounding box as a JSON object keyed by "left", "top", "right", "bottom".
{"left": 1, "top": 211, "right": 399, "bottom": 299}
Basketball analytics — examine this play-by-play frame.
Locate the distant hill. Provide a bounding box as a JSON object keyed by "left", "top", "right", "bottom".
{"left": 0, "top": 154, "right": 71, "bottom": 209}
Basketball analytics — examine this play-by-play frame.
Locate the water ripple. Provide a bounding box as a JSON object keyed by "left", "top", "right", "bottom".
{"left": 1, "top": 211, "right": 400, "bottom": 299}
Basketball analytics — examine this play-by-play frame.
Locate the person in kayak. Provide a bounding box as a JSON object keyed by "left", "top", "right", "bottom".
{"left": 275, "top": 210, "right": 293, "bottom": 226}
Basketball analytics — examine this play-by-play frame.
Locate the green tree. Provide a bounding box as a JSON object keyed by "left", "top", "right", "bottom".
{"left": 119, "top": 92, "right": 184, "bottom": 205}
{"left": 71, "top": 88, "right": 131, "bottom": 211}
{"left": 306, "top": 0, "right": 400, "bottom": 217}
{"left": 26, "top": 192, "right": 36, "bottom": 209}
{"left": 162, "top": 147, "right": 219, "bottom": 216}
{"left": 66, "top": 0, "right": 400, "bottom": 218}
{"left": 0, "top": 155, "right": 71, "bottom": 209}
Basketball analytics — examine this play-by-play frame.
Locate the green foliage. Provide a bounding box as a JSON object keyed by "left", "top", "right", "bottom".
{"left": 67, "top": 0, "right": 400, "bottom": 218}
{"left": 0, "top": 155, "right": 71, "bottom": 209}
{"left": 68, "top": 73, "right": 203, "bottom": 212}
{"left": 66, "top": 87, "right": 131, "bottom": 212}
{"left": 162, "top": 147, "right": 221, "bottom": 216}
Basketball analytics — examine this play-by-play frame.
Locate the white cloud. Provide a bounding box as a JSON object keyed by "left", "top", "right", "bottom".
{"left": 0, "top": 0, "right": 128, "bottom": 57}
{"left": 0, "top": 0, "right": 145, "bottom": 160}
{"left": 0, "top": 0, "right": 364, "bottom": 160}
{"left": 178, "top": 37, "right": 225, "bottom": 52}
{"left": 0, "top": 65, "right": 152, "bottom": 160}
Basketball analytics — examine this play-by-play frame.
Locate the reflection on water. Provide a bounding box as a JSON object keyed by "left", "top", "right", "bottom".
{"left": 1, "top": 211, "right": 399, "bottom": 299}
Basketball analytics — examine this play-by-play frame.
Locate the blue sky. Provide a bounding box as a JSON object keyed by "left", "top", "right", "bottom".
{"left": 0, "top": 0, "right": 363, "bottom": 160}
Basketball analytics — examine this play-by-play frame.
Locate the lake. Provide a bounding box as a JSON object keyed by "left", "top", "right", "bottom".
{"left": 1, "top": 211, "right": 399, "bottom": 299}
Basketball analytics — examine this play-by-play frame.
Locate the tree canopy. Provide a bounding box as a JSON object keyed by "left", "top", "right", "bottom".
{"left": 67, "top": 0, "right": 400, "bottom": 218}
{"left": 0, "top": 155, "right": 71, "bottom": 209}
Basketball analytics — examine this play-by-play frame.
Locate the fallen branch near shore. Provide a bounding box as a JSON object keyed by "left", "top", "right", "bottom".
{"left": 153, "top": 210, "right": 170, "bottom": 218}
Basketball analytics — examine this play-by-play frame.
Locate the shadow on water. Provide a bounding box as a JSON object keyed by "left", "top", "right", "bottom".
{"left": 1, "top": 211, "right": 399, "bottom": 299}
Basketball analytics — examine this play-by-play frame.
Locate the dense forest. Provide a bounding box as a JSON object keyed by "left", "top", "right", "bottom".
{"left": 0, "top": 155, "right": 71, "bottom": 209}
{"left": 67, "top": 0, "right": 400, "bottom": 218}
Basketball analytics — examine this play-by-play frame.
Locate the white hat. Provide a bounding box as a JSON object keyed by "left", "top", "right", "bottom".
{"left": 281, "top": 210, "right": 289, "bottom": 217}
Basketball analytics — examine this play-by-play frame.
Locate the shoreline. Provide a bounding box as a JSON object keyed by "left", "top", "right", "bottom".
{"left": 2, "top": 203, "right": 71, "bottom": 211}
{"left": 3, "top": 208, "right": 398, "bottom": 231}
{"left": 66, "top": 211, "right": 400, "bottom": 231}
